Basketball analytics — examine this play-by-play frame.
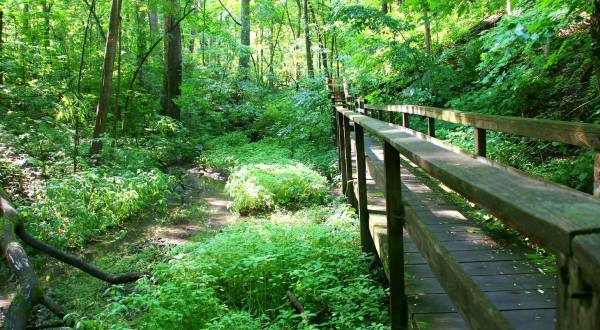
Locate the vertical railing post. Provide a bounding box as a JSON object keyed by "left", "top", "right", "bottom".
{"left": 383, "top": 141, "right": 408, "bottom": 330}
{"left": 355, "top": 123, "right": 373, "bottom": 254}
{"left": 388, "top": 109, "right": 395, "bottom": 124}
{"left": 594, "top": 150, "right": 600, "bottom": 197}
{"left": 343, "top": 114, "right": 354, "bottom": 204}
{"left": 475, "top": 127, "right": 487, "bottom": 157}
{"left": 428, "top": 117, "right": 436, "bottom": 138}
{"left": 402, "top": 113, "right": 410, "bottom": 128}
{"left": 337, "top": 111, "right": 347, "bottom": 195}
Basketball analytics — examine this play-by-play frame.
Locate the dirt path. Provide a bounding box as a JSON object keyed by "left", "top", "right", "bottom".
{"left": 0, "top": 167, "right": 236, "bottom": 327}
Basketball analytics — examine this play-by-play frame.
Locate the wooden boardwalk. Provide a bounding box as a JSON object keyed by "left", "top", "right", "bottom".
{"left": 351, "top": 132, "right": 557, "bottom": 329}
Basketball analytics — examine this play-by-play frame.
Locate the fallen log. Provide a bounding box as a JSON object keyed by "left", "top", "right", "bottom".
{"left": 1, "top": 189, "right": 143, "bottom": 329}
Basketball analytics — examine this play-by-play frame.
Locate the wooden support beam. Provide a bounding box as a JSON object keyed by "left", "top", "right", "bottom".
{"left": 595, "top": 150, "right": 600, "bottom": 198}
{"left": 388, "top": 111, "right": 395, "bottom": 124}
{"left": 475, "top": 127, "right": 487, "bottom": 157}
{"left": 383, "top": 141, "right": 408, "bottom": 329}
{"left": 343, "top": 115, "right": 354, "bottom": 199}
{"left": 402, "top": 113, "right": 410, "bottom": 128}
{"left": 337, "top": 112, "right": 347, "bottom": 195}
{"left": 355, "top": 124, "right": 373, "bottom": 254}
{"left": 428, "top": 117, "right": 435, "bottom": 138}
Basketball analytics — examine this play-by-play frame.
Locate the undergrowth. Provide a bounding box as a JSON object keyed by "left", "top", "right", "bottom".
{"left": 73, "top": 207, "right": 389, "bottom": 329}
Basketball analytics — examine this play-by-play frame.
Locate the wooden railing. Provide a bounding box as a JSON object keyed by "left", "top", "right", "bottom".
{"left": 333, "top": 96, "right": 600, "bottom": 329}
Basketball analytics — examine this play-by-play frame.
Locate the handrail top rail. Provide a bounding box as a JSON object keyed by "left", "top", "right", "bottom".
{"left": 337, "top": 106, "right": 600, "bottom": 256}
{"left": 364, "top": 103, "right": 600, "bottom": 149}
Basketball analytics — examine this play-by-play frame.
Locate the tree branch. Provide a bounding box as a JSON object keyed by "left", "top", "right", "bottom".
{"left": 217, "top": 0, "right": 242, "bottom": 26}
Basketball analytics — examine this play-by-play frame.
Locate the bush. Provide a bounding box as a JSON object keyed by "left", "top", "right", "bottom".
{"left": 82, "top": 210, "right": 388, "bottom": 329}
{"left": 20, "top": 169, "right": 174, "bottom": 248}
{"left": 198, "top": 137, "right": 293, "bottom": 175}
{"left": 225, "top": 164, "right": 329, "bottom": 214}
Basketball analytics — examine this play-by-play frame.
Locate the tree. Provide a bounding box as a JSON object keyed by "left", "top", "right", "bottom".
{"left": 162, "top": 0, "right": 183, "bottom": 120}
{"left": 89, "top": 0, "right": 122, "bottom": 158}
{"left": 423, "top": 2, "right": 432, "bottom": 56}
{"left": 0, "top": 8, "right": 4, "bottom": 85}
{"left": 240, "top": 0, "right": 251, "bottom": 76}
{"left": 303, "top": 0, "right": 313, "bottom": 78}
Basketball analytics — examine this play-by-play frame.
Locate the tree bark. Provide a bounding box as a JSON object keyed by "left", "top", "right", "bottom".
{"left": 506, "top": 0, "right": 512, "bottom": 15}
{"left": 162, "top": 0, "right": 183, "bottom": 120}
{"left": 0, "top": 9, "right": 4, "bottom": 85}
{"left": 1, "top": 189, "right": 142, "bottom": 329}
{"left": 423, "top": 3, "right": 432, "bottom": 56}
{"left": 239, "top": 0, "right": 251, "bottom": 76}
{"left": 135, "top": 3, "right": 147, "bottom": 87}
{"left": 309, "top": 4, "right": 329, "bottom": 81}
{"left": 303, "top": 0, "right": 314, "bottom": 78}
{"left": 592, "top": 0, "right": 600, "bottom": 91}
{"left": 89, "top": 0, "right": 121, "bottom": 158}
{"left": 381, "top": 0, "right": 388, "bottom": 14}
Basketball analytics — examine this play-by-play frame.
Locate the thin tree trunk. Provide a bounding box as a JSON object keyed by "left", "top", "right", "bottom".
{"left": 89, "top": 0, "right": 121, "bottom": 158}
{"left": 381, "top": 0, "right": 388, "bottom": 14}
{"left": 162, "top": 0, "right": 183, "bottom": 120}
{"left": 303, "top": 0, "right": 314, "bottom": 78}
{"left": 239, "top": 0, "right": 251, "bottom": 76}
{"left": 0, "top": 9, "right": 4, "bottom": 85}
{"left": 506, "top": 0, "right": 512, "bottom": 15}
{"left": 423, "top": 4, "right": 432, "bottom": 56}
{"left": 43, "top": 1, "right": 53, "bottom": 47}
{"left": 310, "top": 4, "right": 329, "bottom": 81}
{"left": 591, "top": 0, "right": 600, "bottom": 91}
{"left": 135, "top": 4, "right": 147, "bottom": 87}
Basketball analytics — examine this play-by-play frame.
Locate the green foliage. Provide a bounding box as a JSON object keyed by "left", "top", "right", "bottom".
{"left": 225, "top": 164, "right": 329, "bottom": 214}
{"left": 20, "top": 169, "right": 174, "bottom": 248}
{"left": 78, "top": 209, "right": 388, "bottom": 329}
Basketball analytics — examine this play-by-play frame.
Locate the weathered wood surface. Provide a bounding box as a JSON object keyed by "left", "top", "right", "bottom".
{"left": 350, "top": 131, "right": 558, "bottom": 329}
{"left": 341, "top": 108, "right": 600, "bottom": 254}
{"left": 364, "top": 104, "right": 600, "bottom": 149}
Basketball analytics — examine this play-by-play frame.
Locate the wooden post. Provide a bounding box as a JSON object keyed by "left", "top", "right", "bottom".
{"left": 337, "top": 112, "right": 347, "bottom": 195}
{"left": 388, "top": 111, "right": 395, "bottom": 124}
{"left": 343, "top": 115, "right": 354, "bottom": 200}
{"left": 428, "top": 117, "right": 435, "bottom": 138}
{"left": 475, "top": 127, "right": 487, "bottom": 157}
{"left": 383, "top": 141, "right": 408, "bottom": 330}
{"left": 594, "top": 151, "right": 600, "bottom": 197}
{"left": 402, "top": 113, "right": 410, "bottom": 128}
{"left": 355, "top": 124, "right": 372, "bottom": 253}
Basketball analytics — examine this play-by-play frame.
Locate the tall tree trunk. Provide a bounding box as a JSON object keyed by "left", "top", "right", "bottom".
{"left": 135, "top": 4, "right": 147, "bottom": 87}
{"left": 423, "top": 4, "right": 432, "bottom": 56}
{"left": 0, "top": 9, "right": 4, "bottom": 85}
{"left": 90, "top": 0, "right": 121, "bottom": 158}
{"left": 592, "top": 0, "right": 600, "bottom": 91}
{"left": 148, "top": 11, "right": 159, "bottom": 37}
{"left": 303, "top": 0, "right": 313, "bottom": 78}
{"left": 506, "top": 0, "right": 512, "bottom": 15}
{"left": 381, "top": 0, "right": 388, "bottom": 14}
{"left": 239, "top": 0, "right": 251, "bottom": 76}
{"left": 43, "top": 1, "right": 53, "bottom": 47}
{"left": 309, "top": 4, "right": 328, "bottom": 81}
{"left": 162, "top": 0, "right": 183, "bottom": 120}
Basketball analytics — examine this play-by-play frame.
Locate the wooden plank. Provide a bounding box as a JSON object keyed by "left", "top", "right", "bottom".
{"left": 503, "top": 308, "right": 556, "bottom": 330}
{"left": 428, "top": 117, "right": 436, "bottom": 138}
{"left": 384, "top": 141, "right": 409, "bottom": 329}
{"left": 404, "top": 204, "right": 513, "bottom": 330}
{"left": 407, "top": 260, "right": 539, "bottom": 277}
{"left": 342, "top": 115, "right": 353, "bottom": 198}
{"left": 354, "top": 124, "right": 373, "bottom": 254}
{"left": 364, "top": 104, "right": 600, "bottom": 149}
{"left": 403, "top": 113, "right": 410, "bottom": 128}
{"left": 595, "top": 151, "right": 600, "bottom": 197}
{"left": 572, "top": 233, "right": 600, "bottom": 291}
{"left": 412, "top": 312, "right": 467, "bottom": 330}
{"left": 475, "top": 128, "right": 487, "bottom": 157}
{"left": 336, "top": 111, "right": 347, "bottom": 195}
{"left": 341, "top": 108, "right": 600, "bottom": 254}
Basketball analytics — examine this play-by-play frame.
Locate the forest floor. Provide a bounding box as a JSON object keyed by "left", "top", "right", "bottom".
{"left": 0, "top": 166, "right": 239, "bottom": 327}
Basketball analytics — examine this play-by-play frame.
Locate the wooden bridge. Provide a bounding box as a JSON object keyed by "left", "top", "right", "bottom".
{"left": 332, "top": 91, "right": 600, "bottom": 329}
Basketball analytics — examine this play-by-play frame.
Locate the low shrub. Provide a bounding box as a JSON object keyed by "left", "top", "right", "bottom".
{"left": 198, "top": 137, "right": 293, "bottom": 175}
{"left": 80, "top": 210, "right": 388, "bottom": 329}
{"left": 225, "top": 164, "right": 329, "bottom": 214}
{"left": 20, "top": 169, "right": 174, "bottom": 248}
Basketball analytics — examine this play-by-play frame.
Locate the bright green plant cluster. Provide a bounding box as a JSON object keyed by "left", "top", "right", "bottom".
{"left": 225, "top": 164, "right": 329, "bottom": 214}
{"left": 76, "top": 210, "right": 388, "bottom": 329}
{"left": 20, "top": 169, "right": 174, "bottom": 248}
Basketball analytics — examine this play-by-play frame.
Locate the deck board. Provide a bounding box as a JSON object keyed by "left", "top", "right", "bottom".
{"left": 350, "top": 131, "right": 557, "bottom": 329}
